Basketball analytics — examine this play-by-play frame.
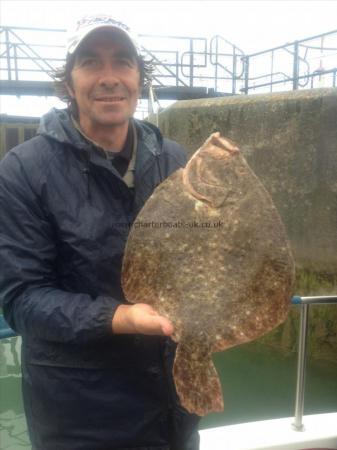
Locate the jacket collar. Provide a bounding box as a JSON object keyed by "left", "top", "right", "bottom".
{"left": 38, "top": 108, "right": 164, "bottom": 190}
{"left": 38, "top": 108, "right": 164, "bottom": 157}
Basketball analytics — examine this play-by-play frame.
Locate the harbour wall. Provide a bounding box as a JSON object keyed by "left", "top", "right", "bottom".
{"left": 150, "top": 88, "right": 337, "bottom": 361}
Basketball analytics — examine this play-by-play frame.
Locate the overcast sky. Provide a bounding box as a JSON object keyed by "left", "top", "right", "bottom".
{"left": 1, "top": 0, "right": 337, "bottom": 116}
{"left": 2, "top": 0, "right": 337, "bottom": 52}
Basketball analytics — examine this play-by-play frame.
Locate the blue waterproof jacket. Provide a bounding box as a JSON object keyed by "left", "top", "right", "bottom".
{"left": 0, "top": 109, "right": 200, "bottom": 450}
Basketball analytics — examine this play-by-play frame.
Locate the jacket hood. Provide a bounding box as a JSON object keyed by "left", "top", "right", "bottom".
{"left": 37, "top": 108, "right": 164, "bottom": 155}
{"left": 38, "top": 108, "right": 88, "bottom": 150}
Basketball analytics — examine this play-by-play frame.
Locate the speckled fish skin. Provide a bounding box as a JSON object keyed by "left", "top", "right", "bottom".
{"left": 122, "top": 133, "right": 295, "bottom": 417}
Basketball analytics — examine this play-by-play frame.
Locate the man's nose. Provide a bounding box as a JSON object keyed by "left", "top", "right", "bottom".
{"left": 98, "top": 65, "right": 120, "bottom": 88}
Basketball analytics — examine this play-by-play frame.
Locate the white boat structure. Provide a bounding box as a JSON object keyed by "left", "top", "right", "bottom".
{"left": 200, "top": 295, "right": 337, "bottom": 450}
{"left": 200, "top": 412, "right": 337, "bottom": 449}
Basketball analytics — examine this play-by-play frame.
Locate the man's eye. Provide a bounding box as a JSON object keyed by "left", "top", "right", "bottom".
{"left": 81, "top": 58, "right": 98, "bottom": 67}
{"left": 118, "top": 58, "right": 133, "bottom": 67}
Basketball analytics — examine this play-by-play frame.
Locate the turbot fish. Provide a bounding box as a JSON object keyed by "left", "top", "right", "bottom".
{"left": 122, "top": 132, "right": 295, "bottom": 416}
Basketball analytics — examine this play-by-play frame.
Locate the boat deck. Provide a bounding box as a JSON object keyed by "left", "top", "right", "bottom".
{"left": 200, "top": 412, "right": 337, "bottom": 450}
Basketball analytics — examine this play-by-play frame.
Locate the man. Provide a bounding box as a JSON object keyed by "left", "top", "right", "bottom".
{"left": 0, "top": 15, "right": 200, "bottom": 450}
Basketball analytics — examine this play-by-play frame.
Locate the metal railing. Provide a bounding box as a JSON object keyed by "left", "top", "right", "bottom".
{"left": 291, "top": 295, "right": 337, "bottom": 431}
{"left": 0, "top": 27, "right": 337, "bottom": 98}
{"left": 242, "top": 29, "right": 337, "bottom": 94}
{"left": 209, "top": 35, "right": 245, "bottom": 95}
{"left": 0, "top": 26, "right": 243, "bottom": 97}
{"left": 1, "top": 294, "right": 337, "bottom": 428}
{"left": 3, "top": 26, "right": 337, "bottom": 98}
{"left": 0, "top": 26, "right": 66, "bottom": 81}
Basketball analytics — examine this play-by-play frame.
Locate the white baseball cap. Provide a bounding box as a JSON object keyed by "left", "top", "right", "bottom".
{"left": 66, "top": 15, "right": 140, "bottom": 56}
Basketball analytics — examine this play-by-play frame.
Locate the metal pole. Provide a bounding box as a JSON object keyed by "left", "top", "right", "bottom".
{"left": 14, "top": 44, "right": 18, "bottom": 81}
{"left": 148, "top": 83, "right": 159, "bottom": 128}
{"left": 232, "top": 46, "right": 236, "bottom": 95}
{"left": 243, "top": 55, "right": 249, "bottom": 95}
{"left": 5, "top": 29, "right": 12, "bottom": 81}
{"left": 189, "top": 38, "right": 194, "bottom": 88}
{"left": 214, "top": 36, "right": 218, "bottom": 93}
{"left": 293, "top": 41, "right": 299, "bottom": 90}
{"left": 148, "top": 84, "right": 155, "bottom": 114}
{"left": 292, "top": 303, "right": 309, "bottom": 431}
{"left": 270, "top": 50, "right": 274, "bottom": 93}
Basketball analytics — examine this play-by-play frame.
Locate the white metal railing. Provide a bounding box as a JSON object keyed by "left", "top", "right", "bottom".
{"left": 291, "top": 295, "right": 337, "bottom": 431}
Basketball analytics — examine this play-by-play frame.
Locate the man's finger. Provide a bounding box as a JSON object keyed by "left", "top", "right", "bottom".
{"left": 159, "top": 317, "right": 174, "bottom": 336}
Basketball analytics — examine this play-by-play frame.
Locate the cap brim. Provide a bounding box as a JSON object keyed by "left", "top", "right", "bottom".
{"left": 67, "top": 25, "right": 139, "bottom": 56}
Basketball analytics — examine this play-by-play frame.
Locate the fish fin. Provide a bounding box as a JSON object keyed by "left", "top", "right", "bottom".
{"left": 173, "top": 341, "right": 224, "bottom": 416}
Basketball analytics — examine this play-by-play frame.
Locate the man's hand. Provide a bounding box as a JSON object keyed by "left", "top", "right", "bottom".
{"left": 112, "top": 303, "right": 174, "bottom": 336}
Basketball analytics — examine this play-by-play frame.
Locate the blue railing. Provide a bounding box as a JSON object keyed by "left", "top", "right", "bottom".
{"left": 0, "top": 313, "right": 17, "bottom": 339}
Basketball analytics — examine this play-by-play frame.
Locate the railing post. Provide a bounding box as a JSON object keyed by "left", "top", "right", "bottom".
{"left": 243, "top": 55, "right": 249, "bottom": 94}
{"left": 189, "top": 38, "right": 194, "bottom": 88}
{"left": 5, "top": 28, "right": 12, "bottom": 81}
{"left": 232, "top": 46, "right": 237, "bottom": 95}
{"left": 293, "top": 40, "right": 299, "bottom": 90}
{"left": 292, "top": 302, "right": 309, "bottom": 431}
{"left": 214, "top": 36, "right": 218, "bottom": 93}
{"left": 13, "top": 44, "right": 19, "bottom": 81}
{"left": 270, "top": 50, "right": 274, "bottom": 93}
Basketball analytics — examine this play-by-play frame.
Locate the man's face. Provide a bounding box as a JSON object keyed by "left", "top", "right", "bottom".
{"left": 67, "top": 30, "right": 140, "bottom": 131}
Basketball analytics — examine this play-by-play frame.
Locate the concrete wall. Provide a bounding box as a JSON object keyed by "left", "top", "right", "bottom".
{"left": 152, "top": 88, "right": 337, "bottom": 360}
{"left": 154, "top": 88, "right": 337, "bottom": 276}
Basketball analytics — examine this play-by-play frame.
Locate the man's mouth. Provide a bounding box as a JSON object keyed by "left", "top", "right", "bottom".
{"left": 94, "top": 96, "right": 125, "bottom": 102}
